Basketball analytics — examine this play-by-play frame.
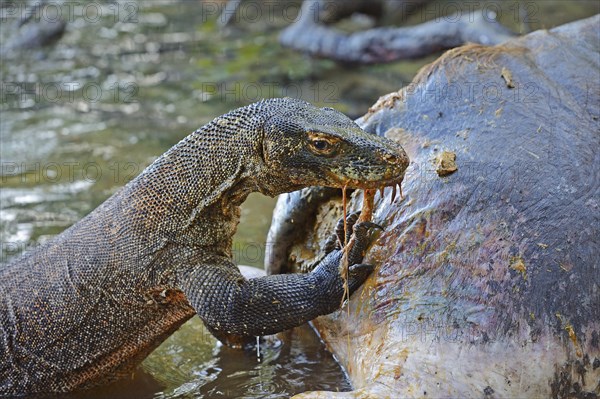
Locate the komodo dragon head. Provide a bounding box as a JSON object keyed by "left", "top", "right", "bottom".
{"left": 260, "top": 98, "right": 409, "bottom": 194}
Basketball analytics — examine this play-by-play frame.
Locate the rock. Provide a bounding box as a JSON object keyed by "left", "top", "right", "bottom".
{"left": 1, "top": 2, "right": 66, "bottom": 56}
{"left": 269, "top": 15, "right": 600, "bottom": 398}
{"left": 434, "top": 150, "right": 457, "bottom": 176}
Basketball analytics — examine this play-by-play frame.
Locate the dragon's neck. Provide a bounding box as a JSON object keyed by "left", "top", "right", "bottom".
{"left": 120, "top": 121, "right": 262, "bottom": 254}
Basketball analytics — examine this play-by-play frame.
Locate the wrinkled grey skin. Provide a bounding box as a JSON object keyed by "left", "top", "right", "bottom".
{"left": 268, "top": 16, "right": 600, "bottom": 399}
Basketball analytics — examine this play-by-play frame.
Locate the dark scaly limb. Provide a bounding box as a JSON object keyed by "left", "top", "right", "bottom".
{"left": 178, "top": 218, "right": 379, "bottom": 347}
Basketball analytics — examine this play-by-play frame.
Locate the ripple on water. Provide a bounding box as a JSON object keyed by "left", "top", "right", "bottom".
{"left": 61, "top": 320, "right": 350, "bottom": 399}
{"left": 147, "top": 320, "right": 351, "bottom": 399}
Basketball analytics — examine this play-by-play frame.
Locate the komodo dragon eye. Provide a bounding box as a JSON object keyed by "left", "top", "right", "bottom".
{"left": 307, "top": 132, "right": 339, "bottom": 156}
{"left": 312, "top": 140, "right": 330, "bottom": 151}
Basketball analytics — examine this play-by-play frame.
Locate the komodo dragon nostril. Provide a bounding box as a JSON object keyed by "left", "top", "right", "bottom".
{"left": 379, "top": 152, "right": 400, "bottom": 164}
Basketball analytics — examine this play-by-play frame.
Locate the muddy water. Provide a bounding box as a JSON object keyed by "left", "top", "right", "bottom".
{"left": 1, "top": 0, "right": 597, "bottom": 397}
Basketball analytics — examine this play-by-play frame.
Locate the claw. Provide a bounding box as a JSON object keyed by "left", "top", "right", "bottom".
{"left": 390, "top": 185, "right": 396, "bottom": 204}
{"left": 379, "top": 186, "right": 385, "bottom": 199}
{"left": 355, "top": 221, "right": 384, "bottom": 231}
{"left": 323, "top": 234, "right": 339, "bottom": 254}
{"left": 398, "top": 183, "right": 403, "bottom": 200}
{"left": 336, "top": 212, "right": 360, "bottom": 247}
{"left": 348, "top": 263, "right": 374, "bottom": 274}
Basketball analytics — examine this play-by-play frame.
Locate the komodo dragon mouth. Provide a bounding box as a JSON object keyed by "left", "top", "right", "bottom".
{"left": 324, "top": 151, "right": 409, "bottom": 193}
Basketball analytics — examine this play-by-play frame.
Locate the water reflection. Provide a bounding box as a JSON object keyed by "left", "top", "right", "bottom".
{"left": 67, "top": 320, "right": 350, "bottom": 399}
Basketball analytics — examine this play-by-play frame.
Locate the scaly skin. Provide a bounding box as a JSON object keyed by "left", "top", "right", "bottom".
{"left": 0, "top": 98, "right": 408, "bottom": 396}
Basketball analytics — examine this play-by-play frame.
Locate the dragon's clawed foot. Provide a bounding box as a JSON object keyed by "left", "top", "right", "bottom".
{"left": 347, "top": 263, "right": 375, "bottom": 293}
{"left": 324, "top": 212, "right": 383, "bottom": 262}
{"left": 345, "top": 220, "right": 382, "bottom": 268}
{"left": 335, "top": 211, "right": 360, "bottom": 247}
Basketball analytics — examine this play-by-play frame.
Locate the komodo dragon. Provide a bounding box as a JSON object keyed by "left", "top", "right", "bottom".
{"left": 0, "top": 98, "right": 408, "bottom": 395}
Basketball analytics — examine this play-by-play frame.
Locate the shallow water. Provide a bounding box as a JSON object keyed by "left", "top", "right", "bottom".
{"left": 1, "top": 0, "right": 597, "bottom": 397}
{"left": 62, "top": 321, "right": 349, "bottom": 399}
